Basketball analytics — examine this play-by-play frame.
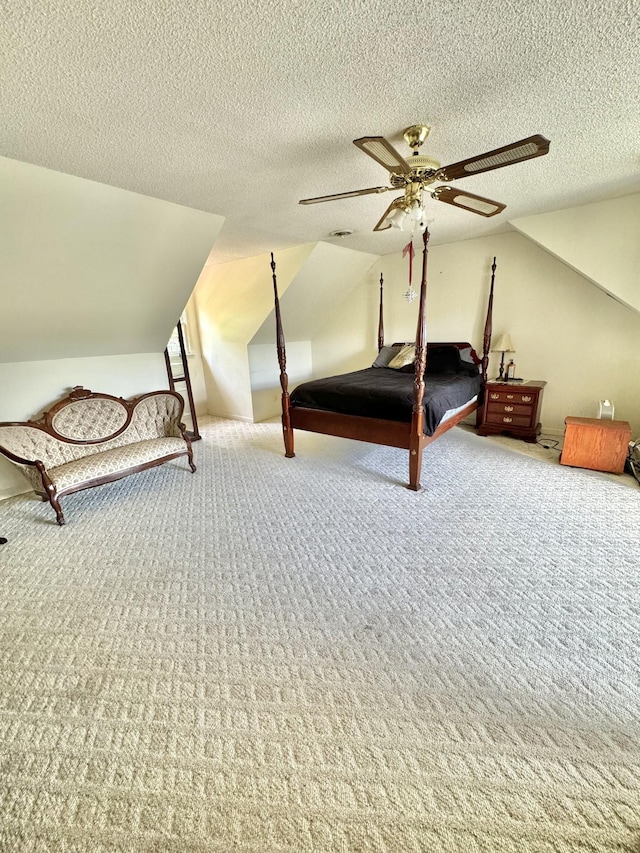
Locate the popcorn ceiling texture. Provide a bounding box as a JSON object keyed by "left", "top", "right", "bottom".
{"left": 1, "top": 0, "right": 638, "bottom": 262}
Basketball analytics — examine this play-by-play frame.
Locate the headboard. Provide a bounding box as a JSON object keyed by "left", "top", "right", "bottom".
{"left": 391, "top": 341, "right": 481, "bottom": 365}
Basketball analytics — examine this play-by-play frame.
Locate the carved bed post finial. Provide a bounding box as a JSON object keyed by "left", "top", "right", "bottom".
{"left": 477, "top": 256, "right": 496, "bottom": 427}
{"left": 414, "top": 227, "right": 430, "bottom": 395}
{"left": 271, "top": 252, "right": 295, "bottom": 458}
{"left": 481, "top": 257, "right": 496, "bottom": 386}
{"left": 378, "top": 273, "right": 385, "bottom": 351}
{"left": 408, "top": 227, "right": 430, "bottom": 490}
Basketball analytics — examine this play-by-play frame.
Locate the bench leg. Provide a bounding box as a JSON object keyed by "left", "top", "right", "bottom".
{"left": 36, "top": 465, "right": 65, "bottom": 525}
{"left": 46, "top": 489, "right": 65, "bottom": 525}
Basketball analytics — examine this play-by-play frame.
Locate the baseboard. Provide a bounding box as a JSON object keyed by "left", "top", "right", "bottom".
{"left": 0, "top": 483, "right": 31, "bottom": 502}
{"left": 539, "top": 426, "right": 565, "bottom": 437}
{"left": 205, "top": 411, "right": 254, "bottom": 423}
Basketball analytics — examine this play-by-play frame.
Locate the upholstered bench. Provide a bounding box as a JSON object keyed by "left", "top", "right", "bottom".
{"left": 0, "top": 386, "right": 196, "bottom": 525}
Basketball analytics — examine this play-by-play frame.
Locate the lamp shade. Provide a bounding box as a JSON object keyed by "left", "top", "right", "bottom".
{"left": 387, "top": 208, "right": 408, "bottom": 229}
{"left": 492, "top": 333, "right": 515, "bottom": 353}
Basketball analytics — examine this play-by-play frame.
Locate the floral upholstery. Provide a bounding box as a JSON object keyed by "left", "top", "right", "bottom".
{"left": 0, "top": 391, "right": 192, "bottom": 504}
{"left": 0, "top": 394, "right": 183, "bottom": 470}
{"left": 39, "top": 437, "right": 188, "bottom": 493}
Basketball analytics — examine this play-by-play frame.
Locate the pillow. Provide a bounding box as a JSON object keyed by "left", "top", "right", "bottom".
{"left": 459, "top": 346, "right": 475, "bottom": 364}
{"left": 426, "top": 345, "right": 479, "bottom": 376}
{"left": 387, "top": 344, "right": 416, "bottom": 370}
{"left": 372, "top": 345, "right": 401, "bottom": 368}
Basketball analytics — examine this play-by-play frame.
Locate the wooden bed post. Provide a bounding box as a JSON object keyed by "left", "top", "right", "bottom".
{"left": 476, "top": 256, "right": 496, "bottom": 427}
{"left": 408, "top": 228, "right": 430, "bottom": 491}
{"left": 271, "top": 253, "right": 295, "bottom": 458}
{"left": 377, "top": 273, "right": 385, "bottom": 351}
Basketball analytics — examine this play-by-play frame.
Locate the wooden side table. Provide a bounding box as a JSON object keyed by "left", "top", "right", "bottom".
{"left": 560, "top": 417, "right": 631, "bottom": 474}
{"left": 478, "top": 380, "right": 546, "bottom": 442}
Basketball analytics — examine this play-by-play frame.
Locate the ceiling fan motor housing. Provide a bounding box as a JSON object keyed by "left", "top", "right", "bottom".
{"left": 409, "top": 154, "right": 441, "bottom": 176}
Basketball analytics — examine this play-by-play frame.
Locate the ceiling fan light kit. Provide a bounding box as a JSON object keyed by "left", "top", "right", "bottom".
{"left": 299, "top": 124, "right": 550, "bottom": 233}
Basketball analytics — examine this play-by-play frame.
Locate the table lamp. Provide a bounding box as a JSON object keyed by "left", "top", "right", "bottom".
{"left": 492, "top": 333, "right": 515, "bottom": 381}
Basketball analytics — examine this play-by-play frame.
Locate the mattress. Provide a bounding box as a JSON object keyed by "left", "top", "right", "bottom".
{"left": 290, "top": 367, "right": 481, "bottom": 436}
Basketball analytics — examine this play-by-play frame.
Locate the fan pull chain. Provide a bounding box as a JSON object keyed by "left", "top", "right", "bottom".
{"left": 402, "top": 240, "right": 417, "bottom": 303}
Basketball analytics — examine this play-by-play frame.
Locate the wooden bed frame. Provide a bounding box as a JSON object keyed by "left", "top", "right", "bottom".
{"left": 270, "top": 228, "right": 496, "bottom": 490}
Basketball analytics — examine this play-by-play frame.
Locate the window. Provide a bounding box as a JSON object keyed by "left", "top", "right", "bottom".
{"left": 166, "top": 314, "right": 192, "bottom": 358}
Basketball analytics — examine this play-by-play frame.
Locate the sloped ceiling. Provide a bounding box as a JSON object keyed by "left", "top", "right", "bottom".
{"left": 0, "top": 157, "right": 223, "bottom": 363}
{"left": 2, "top": 0, "right": 638, "bottom": 265}
{"left": 513, "top": 194, "right": 640, "bottom": 313}
{"left": 251, "top": 243, "right": 378, "bottom": 345}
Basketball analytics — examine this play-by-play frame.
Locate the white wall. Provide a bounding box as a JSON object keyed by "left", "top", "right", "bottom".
{"left": 311, "top": 264, "right": 387, "bottom": 380}
{"left": 0, "top": 353, "right": 167, "bottom": 499}
{"left": 312, "top": 230, "right": 640, "bottom": 437}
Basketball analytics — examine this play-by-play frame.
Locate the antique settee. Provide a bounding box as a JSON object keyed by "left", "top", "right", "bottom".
{"left": 0, "top": 386, "right": 196, "bottom": 525}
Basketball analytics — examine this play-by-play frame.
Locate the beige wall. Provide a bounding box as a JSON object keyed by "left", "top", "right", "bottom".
{"left": 0, "top": 156, "right": 224, "bottom": 363}
{"left": 0, "top": 353, "right": 168, "bottom": 499}
{"left": 193, "top": 242, "right": 377, "bottom": 422}
{"left": 513, "top": 193, "right": 640, "bottom": 313}
{"left": 193, "top": 245, "right": 315, "bottom": 421}
{"left": 0, "top": 158, "right": 223, "bottom": 500}
{"left": 166, "top": 297, "right": 209, "bottom": 427}
{"left": 248, "top": 341, "right": 313, "bottom": 423}
{"left": 312, "top": 230, "right": 640, "bottom": 437}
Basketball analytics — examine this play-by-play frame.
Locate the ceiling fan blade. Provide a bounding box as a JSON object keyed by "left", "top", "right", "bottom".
{"left": 373, "top": 198, "right": 405, "bottom": 232}
{"left": 353, "top": 136, "right": 412, "bottom": 176}
{"left": 299, "top": 186, "right": 392, "bottom": 205}
{"left": 436, "top": 134, "right": 550, "bottom": 182}
{"left": 431, "top": 186, "right": 506, "bottom": 217}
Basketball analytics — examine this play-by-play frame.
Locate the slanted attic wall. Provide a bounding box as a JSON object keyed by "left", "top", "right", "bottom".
{"left": 512, "top": 193, "right": 640, "bottom": 313}
{"left": 193, "top": 243, "right": 377, "bottom": 422}
{"left": 193, "top": 245, "right": 315, "bottom": 421}
{"left": 0, "top": 156, "right": 224, "bottom": 363}
{"left": 0, "top": 157, "right": 224, "bottom": 500}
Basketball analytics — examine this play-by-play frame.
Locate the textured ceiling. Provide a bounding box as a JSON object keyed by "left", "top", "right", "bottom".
{"left": 2, "top": 0, "right": 639, "bottom": 264}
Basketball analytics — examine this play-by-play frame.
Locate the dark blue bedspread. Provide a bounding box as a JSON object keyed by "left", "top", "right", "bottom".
{"left": 290, "top": 368, "right": 481, "bottom": 436}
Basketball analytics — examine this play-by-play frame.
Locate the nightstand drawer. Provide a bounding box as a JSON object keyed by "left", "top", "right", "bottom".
{"left": 487, "top": 390, "right": 538, "bottom": 405}
{"left": 484, "top": 412, "right": 533, "bottom": 428}
{"left": 486, "top": 402, "right": 533, "bottom": 418}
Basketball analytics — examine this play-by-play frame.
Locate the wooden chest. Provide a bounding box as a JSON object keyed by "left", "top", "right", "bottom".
{"left": 560, "top": 416, "right": 631, "bottom": 474}
{"left": 478, "top": 380, "right": 546, "bottom": 442}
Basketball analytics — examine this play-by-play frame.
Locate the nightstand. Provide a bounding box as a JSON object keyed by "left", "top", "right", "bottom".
{"left": 478, "top": 380, "right": 546, "bottom": 442}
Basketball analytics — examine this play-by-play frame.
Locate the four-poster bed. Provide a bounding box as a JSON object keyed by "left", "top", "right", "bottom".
{"left": 270, "top": 228, "right": 496, "bottom": 490}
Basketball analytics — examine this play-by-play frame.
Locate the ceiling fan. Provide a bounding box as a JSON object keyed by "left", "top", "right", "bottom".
{"left": 299, "top": 125, "right": 550, "bottom": 232}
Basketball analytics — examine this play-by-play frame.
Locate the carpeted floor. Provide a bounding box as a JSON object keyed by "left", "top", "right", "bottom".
{"left": 0, "top": 418, "right": 639, "bottom": 852}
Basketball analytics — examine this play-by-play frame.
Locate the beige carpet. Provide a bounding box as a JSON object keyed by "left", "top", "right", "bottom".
{"left": 460, "top": 422, "right": 638, "bottom": 488}
{"left": 0, "top": 418, "right": 639, "bottom": 851}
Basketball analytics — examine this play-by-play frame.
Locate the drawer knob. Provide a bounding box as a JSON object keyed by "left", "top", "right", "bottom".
{"left": 503, "top": 417, "right": 513, "bottom": 423}
{"left": 522, "top": 395, "right": 532, "bottom": 402}
{"left": 506, "top": 394, "right": 514, "bottom": 399}
{"left": 504, "top": 405, "right": 514, "bottom": 412}
{"left": 490, "top": 393, "right": 500, "bottom": 400}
